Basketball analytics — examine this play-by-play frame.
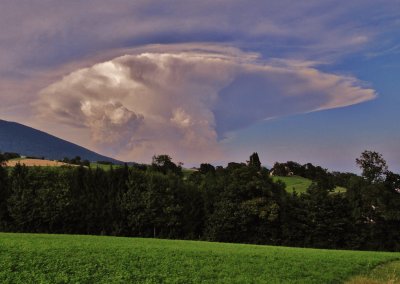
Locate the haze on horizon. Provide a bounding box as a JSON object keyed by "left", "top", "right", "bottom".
{"left": 1, "top": 0, "right": 399, "bottom": 172}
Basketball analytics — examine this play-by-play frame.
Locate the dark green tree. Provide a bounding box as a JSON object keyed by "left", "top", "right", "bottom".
{"left": 7, "top": 164, "right": 34, "bottom": 232}
{"left": 199, "top": 163, "right": 216, "bottom": 175}
{"left": 356, "top": 150, "right": 388, "bottom": 183}
{"left": 151, "top": 155, "right": 182, "bottom": 176}
{"left": 205, "top": 165, "right": 286, "bottom": 244}
{"left": 302, "top": 183, "right": 352, "bottom": 249}
{"left": 271, "top": 163, "right": 285, "bottom": 176}
{"left": 0, "top": 161, "right": 10, "bottom": 230}
{"left": 248, "top": 152, "right": 261, "bottom": 171}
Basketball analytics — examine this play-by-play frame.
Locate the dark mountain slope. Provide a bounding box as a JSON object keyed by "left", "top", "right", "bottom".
{"left": 0, "top": 119, "right": 121, "bottom": 163}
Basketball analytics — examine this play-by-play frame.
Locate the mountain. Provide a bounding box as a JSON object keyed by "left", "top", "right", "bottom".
{"left": 0, "top": 119, "right": 121, "bottom": 163}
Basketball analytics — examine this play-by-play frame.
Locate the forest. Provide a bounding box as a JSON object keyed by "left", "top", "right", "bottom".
{"left": 0, "top": 151, "right": 399, "bottom": 251}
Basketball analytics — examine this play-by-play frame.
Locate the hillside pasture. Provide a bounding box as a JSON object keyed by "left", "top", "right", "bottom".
{"left": 272, "top": 175, "right": 346, "bottom": 193}
{"left": 5, "top": 159, "right": 72, "bottom": 167}
{"left": 0, "top": 233, "right": 399, "bottom": 283}
{"left": 272, "top": 175, "right": 312, "bottom": 193}
{"left": 90, "top": 162, "right": 122, "bottom": 170}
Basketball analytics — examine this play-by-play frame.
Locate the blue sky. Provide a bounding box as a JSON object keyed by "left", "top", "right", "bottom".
{"left": 0, "top": 0, "right": 399, "bottom": 172}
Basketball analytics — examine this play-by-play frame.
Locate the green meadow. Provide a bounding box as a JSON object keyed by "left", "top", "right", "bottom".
{"left": 272, "top": 175, "right": 346, "bottom": 193}
{"left": 348, "top": 260, "right": 400, "bottom": 284}
{"left": 89, "top": 162, "right": 123, "bottom": 170}
{"left": 0, "top": 233, "right": 399, "bottom": 283}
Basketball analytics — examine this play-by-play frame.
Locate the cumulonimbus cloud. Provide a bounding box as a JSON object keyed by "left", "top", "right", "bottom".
{"left": 36, "top": 45, "right": 376, "bottom": 163}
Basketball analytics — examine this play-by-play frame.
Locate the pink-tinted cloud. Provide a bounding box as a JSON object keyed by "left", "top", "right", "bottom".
{"left": 36, "top": 45, "right": 375, "bottom": 163}
{"left": 0, "top": 1, "right": 397, "bottom": 165}
{"left": 0, "top": 0, "right": 395, "bottom": 120}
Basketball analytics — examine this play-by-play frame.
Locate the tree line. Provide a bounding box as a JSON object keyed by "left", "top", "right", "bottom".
{"left": 0, "top": 151, "right": 399, "bottom": 251}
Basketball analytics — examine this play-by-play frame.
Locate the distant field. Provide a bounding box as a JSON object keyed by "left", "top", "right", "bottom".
{"left": 272, "top": 175, "right": 312, "bottom": 193}
{"left": 272, "top": 175, "right": 346, "bottom": 193}
{"left": 5, "top": 158, "right": 71, "bottom": 167}
{"left": 0, "top": 233, "right": 399, "bottom": 283}
{"left": 90, "top": 162, "right": 122, "bottom": 170}
{"left": 182, "top": 168, "right": 197, "bottom": 178}
{"left": 4, "top": 159, "right": 122, "bottom": 169}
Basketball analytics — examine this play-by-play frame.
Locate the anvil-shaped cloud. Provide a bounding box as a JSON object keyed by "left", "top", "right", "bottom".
{"left": 37, "top": 45, "right": 375, "bottom": 163}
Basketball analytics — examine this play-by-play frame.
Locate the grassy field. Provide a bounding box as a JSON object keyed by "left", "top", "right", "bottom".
{"left": 89, "top": 162, "right": 123, "bottom": 170}
{"left": 347, "top": 260, "right": 400, "bottom": 283}
{"left": 5, "top": 158, "right": 71, "bottom": 167}
{"left": 272, "top": 175, "right": 346, "bottom": 193}
{"left": 272, "top": 175, "right": 312, "bottom": 193}
{"left": 4, "top": 159, "right": 121, "bottom": 170}
{"left": 0, "top": 233, "right": 399, "bottom": 283}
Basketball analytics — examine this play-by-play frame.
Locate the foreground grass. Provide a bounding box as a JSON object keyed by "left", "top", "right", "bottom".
{"left": 346, "top": 261, "right": 400, "bottom": 284}
{"left": 0, "top": 233, "right": 399, "bottom": 283}
{"left": 272, "top": 175, "right": 346, "bottom": 193}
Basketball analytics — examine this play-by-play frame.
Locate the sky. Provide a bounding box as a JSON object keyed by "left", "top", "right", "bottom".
{"left": 1, "top": 0, "right": 399, "bottom": 172}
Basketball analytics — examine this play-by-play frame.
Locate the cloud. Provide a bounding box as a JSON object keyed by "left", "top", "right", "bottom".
{"left": 36, "top": 45, "right": 375, "bottom": 162}
{"left": 1, "top": 0, "right": 397, "bottom": 124}
{"left": 1, "top": 0, "right": 396, "bottom": 75}
{"left": 80, "top": 100, "right": 143, "bottom": 148}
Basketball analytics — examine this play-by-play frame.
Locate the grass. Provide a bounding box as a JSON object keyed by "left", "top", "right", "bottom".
{"left": 272, "top": 175, "right": 346, "bottom": 193}
{"left": 9, "top": 157, "right": 26, "bottom": 161}
{"left": 272, "top": 175, "right": 312, "bottom": 193}
{"left": 5, "top": 160, "right": 121, "bottom": 170}
{"left": 182, "top": 168, "right": 198, "bottom": 179}
{"left": 0, "top": 233, "right": 399, "bottom": 283}
{"left": 346, "top": 261, "right": 400, "bottom": 283}
{"left": 89, "top": 162, "right": 122, "bottom": 170}
{"left": 4, "top": 159, "right": 72, "bottom": 168}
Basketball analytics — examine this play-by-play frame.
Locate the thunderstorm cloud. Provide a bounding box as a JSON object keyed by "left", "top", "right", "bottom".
{"left": 37, "top": 45, "right": 375, "bottom": 162}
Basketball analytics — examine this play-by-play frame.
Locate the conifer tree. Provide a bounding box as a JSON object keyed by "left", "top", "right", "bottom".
{"left": 249, "top": 152, "right": 261, "bottom": 171}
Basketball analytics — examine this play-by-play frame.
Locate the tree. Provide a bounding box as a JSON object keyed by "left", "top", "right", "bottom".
{"left": 123, "top": 168, "right": 185, "bottom": 238}
{"left": 7, "top": 164, "right": 33, "bottom": 231}
{"left": 199, "top": 163, "right": 215, "bottom": 175}
{"left": 248, "top": 152, "right": 261, "bottom": 171}
{"left": 271, "top": 162, "right": 289, "bottom": 176}
{"left": 151, "top": 155, "right": 182, "bottom": 176}
{"left": 0, "top": 161, "right": 10, "bottom": 230}
{"left": 302, "top": 181, "right": 353, "bottom": 248}
{"left": 356, "top": 151, "right": 388, "bottom": 183}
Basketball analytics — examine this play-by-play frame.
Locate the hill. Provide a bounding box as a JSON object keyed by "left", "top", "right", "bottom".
{"left": 5, "top": 158, "right": 72, "bottom": 167}
{"left": 0, "top": 233, "right": 399, "bottom": 283}
{"left": 0, "top": 119, "right": 120, "bottom": 163}
{"left": 272, "top": 175, "right": 346, "bottom": 193}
